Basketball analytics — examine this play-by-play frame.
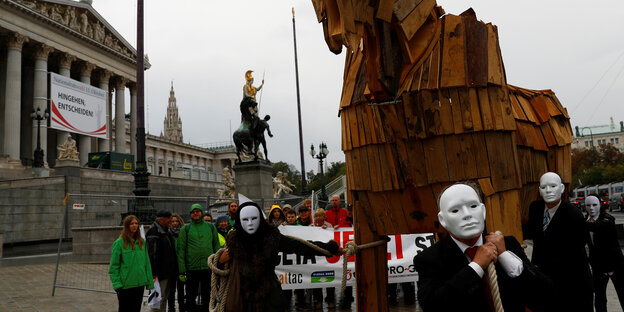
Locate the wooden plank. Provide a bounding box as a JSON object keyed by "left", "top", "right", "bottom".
{"left": 509, "top": 93, "right": 528, "bottom": 121}
{"left": 444, "top": 135, "right": 465, "bottom": 181}
{"left": 340, "top": 49, "right": 364, "bottom": 108}
{"left": 561, "top": 145, "right": 572, "bottom": 183}
{"left": 365, "top": 105, "right": 379, "bottom": 144}
{"left": 393, "top": 0, "right": 424, "bottom": 21}
{"left": 420, "top": 90, "right": 441, "bottom": 136}
{"left": 466, "top": 88, "right": 483, "bottom": 131}
{"left": 341, "top": 110, "right": 351, "bottom": 150}
{"left": 371, "top": 106, "right": 387, "bottom": 143}
{"left": 457, "top": 88, "right": 475, "bottom": 132}
{"left": 347, "top": 106, "right": 362, "bottom": 148}
{"left": 385, "top": 144, "right": 403, "bottom": 189}
{"left": 402, "top": 92, "right": 426, "bottom": 139}
{"left": 472, "top": 132, "right": 491, "bottom": 178}
{"left": 487, "top": 87, "right": 505, "bottom": 130}
{"left": 528, "top": 96, "right": 551, "bottom": 123}
{"left": 440, "top": 14, "right": 467, "bottom": 88}
{"left": 448, "top": 89, "right": 464, "bottom": 134}
{"left": 357, "top": 146, "right": 373, "bottom": 191}
{"left": 478, "top": 178, "right": 495, "bottom": 197}
{"left": 547, "top": 119, "right": 568, "bottom": 146}
{"left": 538, "top": 96, "right": 563, "bottom": 117}
{"left": 409, "top": 63, "right": 423, "bottom": 91}
{"left": 423, "top": 136, "right": 450, "bottom": 184}
{"left": 427, "top": 40, "right": 441, "bottom": 90}
{"left": 366, "top": 145, "right": 383, "bottom": 192}
{"left": 458, "top": 132, "right": 479, "bottom": 179}
{"left": 484, "top": 132, "right": 520, "bottom": 192}
{"left": 486, "top": 24, "right": 504, "bottom": 85}
{"left": 491, "top": 87, "right": 516, "bottom": 130}
{"left": 515, "top": 94, "right": 540, "bottom": 124}
{"left": 398, "top": 0, "right": 436, "bottom": 40}
{"left": 355, "top": 104, "right": 370, "bottom": 146}
{"left": 477, "top": 88, "right": 494, "bottom": 130}
{"left": 419, "top": 54, "right": 432, "bottom": 90}
{"left": 486, "top": 190, "right": 523, "bottom": 241}
{"left": 405, "top": 19, "right": 439, "bottom": 64}
{"left": 406, "top": 140, "right": 429, "bottom": 187}
{"left": 532, "top": 125, "right": 549, "bottom": 151}
{"left": 408, "top": 185, "right": 444, "bottom": 234}
{"left": 345, "top": 151, "right": 356, "bottom": 190}
{"left": 376, "top": 0, "right": 395, "bottom": 23}
{"left": 539, "top": 122, "right": 558, "bottom": 147}
{"left": 463, "top": 15, "right": 488, "bottom": 87}
{"left": 378, "top": 144, "right": 394, "bottom": 191}
{"left": 437, "top": 89, "right": 455, "bottom": 135}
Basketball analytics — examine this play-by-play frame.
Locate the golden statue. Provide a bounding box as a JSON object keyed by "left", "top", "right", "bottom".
{"left": 243, "top": 70, "right": 263, "bottom": 100}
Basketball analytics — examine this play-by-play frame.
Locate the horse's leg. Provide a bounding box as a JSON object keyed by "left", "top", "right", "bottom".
{"left": 262, "top": 139, "right": 268, "bottom": 161}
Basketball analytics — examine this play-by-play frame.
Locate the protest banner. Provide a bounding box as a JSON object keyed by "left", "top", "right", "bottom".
{"left": 276, "top": 226, "right": 435, "bottom": 289}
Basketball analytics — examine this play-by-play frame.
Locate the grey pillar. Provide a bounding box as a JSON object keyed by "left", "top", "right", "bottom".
{"left": 97, "top": 70, "right": 112, "bottom": 152}
{"left": 78, "top": 62, "right": 96, "bottom": 166}
{"left": 114, "top": 77, "right": 127, "bottom": 153}
{"left": 3, "top": 33, "right": 28, "bottom": 163}
{"left": 32, "top": 44, "right": 53, "bottom": 166}
{"left": 129, "top": 84, "right": 137, "bottom": 158}
{"left": 56, "top": 53, "right": 75, "bottom": 157}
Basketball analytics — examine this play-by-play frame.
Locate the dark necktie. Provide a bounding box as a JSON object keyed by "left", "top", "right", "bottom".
{"left": 466, "top": 246, "right": 496, "bottom": 311}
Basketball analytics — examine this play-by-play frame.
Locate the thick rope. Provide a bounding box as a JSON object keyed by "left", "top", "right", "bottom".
{"left": 487, "top": 231, "right": 504, "bottom": 312}
{"left": 207, "top": 248, "right": 230, "bottom": 312}
{"left": 341, "top": 237, "right": 390, "bottom": 292}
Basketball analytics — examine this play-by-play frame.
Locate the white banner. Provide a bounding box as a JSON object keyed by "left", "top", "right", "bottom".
{"left": 275, "top": 226, "right": 436, "bottom": 289}
{"left": 50, "top": 72, "right": 107, "bottom": 138}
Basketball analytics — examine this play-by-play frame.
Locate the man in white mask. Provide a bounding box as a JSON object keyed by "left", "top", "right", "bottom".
{"left": 414, "top": 183, "right": 552, "bottom": 312}
{"left": 524, "top": 172, "right": 592, "bottom": 311}
{"left": 585, "top": 194, "right": 624, "bottom": 312}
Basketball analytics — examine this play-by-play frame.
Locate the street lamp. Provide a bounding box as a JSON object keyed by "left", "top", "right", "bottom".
{"left": 310, "top": 142, "right": 329, "bottom": 201}
{"left": 31, "top": 107, "right": 49, "bottom": 168}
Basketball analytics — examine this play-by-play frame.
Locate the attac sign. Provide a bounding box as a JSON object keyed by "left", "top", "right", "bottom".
{"left": 275, "top": 226, "right": 435, "bottom": 290}
{"left": 50, "top": 72, "right": 107, "bottom": 139}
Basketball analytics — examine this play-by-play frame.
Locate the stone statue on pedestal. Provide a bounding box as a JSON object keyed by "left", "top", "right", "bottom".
{"left": 273, "top": 171, "right": 294, "bottom": 198}
{"left": 233, "top": 70, "right": 273, "bottom": 163}
{"left": 57, "top": 134, "right": 79, "bottom": 161}
{"left": 217, "top": 166, "right": 236, "bottom": 200}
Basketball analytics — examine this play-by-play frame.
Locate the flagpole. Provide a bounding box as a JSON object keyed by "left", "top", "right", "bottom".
{"left": 292, "top": 7, "right": 307, "bottom": 194}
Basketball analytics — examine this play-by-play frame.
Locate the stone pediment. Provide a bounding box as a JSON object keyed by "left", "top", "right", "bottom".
{"left": 11, "top": 0, "right": 148, "bottom": 66}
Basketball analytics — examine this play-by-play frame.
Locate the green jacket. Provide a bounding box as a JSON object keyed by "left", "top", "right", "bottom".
{"left": 108, "top": 237, "right": 154, "bottom": 291}
{"left": 177, "top": 219, "right": 220, "bottom": 272}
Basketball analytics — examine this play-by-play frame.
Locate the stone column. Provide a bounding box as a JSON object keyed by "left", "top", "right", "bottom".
{"left": 56, "top": 53, "right": 76, "bottom": 158}
{"left": 153, "top": 147, "right": 158, "bottom": 175}
{"left": 129, "top": 83, "right": 137, "bottom": 159}
{"left": 97, "top": 70, "right": 112, "bottom": 152}
{"left": 3, "top": 33, "right": 28, "bottom": 163}
{"left": 32, "top": 43, "right": 54, "bottom": 166}
{"left": 78, "top": 62, "right": 96, "bottom": 165}
{"left": 114, "top": 77, "right": 127, "bottom": 153}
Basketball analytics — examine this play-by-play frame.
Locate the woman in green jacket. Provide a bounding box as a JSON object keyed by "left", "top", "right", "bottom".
{"left": 109, "top": 215, "right": 154, "bottom": 312}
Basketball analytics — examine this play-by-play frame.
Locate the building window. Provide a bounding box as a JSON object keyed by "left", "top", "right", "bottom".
{"left": 168, "top": 168, "right": 172, "bottom": 177}
{"left": 585, "top": 141, "right": 589, "bottom": 147}
{"left": 611, "top": 138, "right": 615, "bottom": 144}
{"left": 617, "top": 138, "right": 620, "bottom": 144}
{"left": 158, "top": 166, "right": 163, "bottom": 175}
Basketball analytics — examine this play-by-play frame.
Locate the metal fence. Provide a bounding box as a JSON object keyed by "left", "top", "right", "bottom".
{"left": 51, "top": 193, "right": 310, "bottom": 295}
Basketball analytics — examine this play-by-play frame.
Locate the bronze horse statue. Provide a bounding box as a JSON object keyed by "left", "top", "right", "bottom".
{"left": 311, "top": 1, "right": 573, "bottom": 309}
{"left": 233, "top": 97, "right": 273, "bottom": 162}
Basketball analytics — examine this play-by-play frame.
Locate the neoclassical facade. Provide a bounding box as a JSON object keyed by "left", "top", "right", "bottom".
{"left": 0, "top": 0, "right": 236, "bottom": 180}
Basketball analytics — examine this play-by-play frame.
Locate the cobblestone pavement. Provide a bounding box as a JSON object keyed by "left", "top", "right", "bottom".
{"left": 0, "top": 262, "right": 622, "bottom": 311}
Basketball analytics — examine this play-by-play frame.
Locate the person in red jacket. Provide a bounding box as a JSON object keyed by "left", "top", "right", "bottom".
{"left": 326, "top": 195, "right": 350, "bottom": 229}
{"left": 324, "top": 195, "right": 353, "bottom": 308}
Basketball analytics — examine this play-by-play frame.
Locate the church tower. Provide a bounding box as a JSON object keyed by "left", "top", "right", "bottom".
{"left": 163, "top": 82, "right": 183, "bottom": 142}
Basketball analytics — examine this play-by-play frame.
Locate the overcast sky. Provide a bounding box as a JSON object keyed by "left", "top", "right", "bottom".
{"left": 90, "top": 0, "right": 624, "bottom": 173}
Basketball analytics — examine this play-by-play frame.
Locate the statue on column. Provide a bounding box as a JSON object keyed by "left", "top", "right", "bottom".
{"left": 233, "top": 70, "right": 273, "bottom": 163}
{"left": 57, "top": 133, "right": 79, "bottom": 161}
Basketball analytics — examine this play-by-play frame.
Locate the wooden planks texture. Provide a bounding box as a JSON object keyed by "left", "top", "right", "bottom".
{"left": 313, "top": 0, "right": 572, "bottom": 241}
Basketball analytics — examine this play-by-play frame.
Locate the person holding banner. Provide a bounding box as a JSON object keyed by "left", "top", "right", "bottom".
{"left": 413, "top": 183, "right": 552, "bottom": 312}
{"left": 217, "top": 201, "right": 342, "bottom": 311}
{"left": 325, "top": 195, "right": 354, "bottom": 309}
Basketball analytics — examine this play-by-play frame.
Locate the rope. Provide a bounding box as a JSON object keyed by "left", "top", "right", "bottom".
{"left": 341, "top": 237, "right": 390, "bottom": 292}
{"left": 486, "top": 231, "right": 504, "bottom": 312}
{"left": 207, "top": 248, "right": 230, "bottom": 312}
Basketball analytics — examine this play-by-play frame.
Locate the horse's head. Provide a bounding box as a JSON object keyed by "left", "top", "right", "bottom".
{"left": 311, "top": 0, "right": 445, "bottom": 99}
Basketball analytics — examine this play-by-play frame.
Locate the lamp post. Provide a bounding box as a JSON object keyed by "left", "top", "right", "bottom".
{"left": 579, "top": 126, "right": 597, "bottom": 164}
{"left": 31, "top": 107, "right": 49, "bottom": 168}
{"left": 310, "top": 142, "right": 329, "bottom": 201}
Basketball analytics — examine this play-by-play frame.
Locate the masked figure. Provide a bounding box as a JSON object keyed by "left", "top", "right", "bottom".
{"left": 414, "top": 183, "right": 552, "bottom": 312}
{"left": 524, "top": 172, "right": 593, "bottom": 311}
{"left": 219, "top": 202, "right": 341, "bottom": 312}
{"left": 585, "top": 194, "right": 624, "bottom": 312}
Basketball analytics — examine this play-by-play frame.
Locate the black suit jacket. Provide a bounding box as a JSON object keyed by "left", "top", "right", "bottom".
{"left": 524, "top": 199, "right": 593, "bottom": 311}
{"left": 413, "top": 234, "right": 552, "bottom": 312}
{"left": 587, "top": 212, "right": 624, "bottom": 273}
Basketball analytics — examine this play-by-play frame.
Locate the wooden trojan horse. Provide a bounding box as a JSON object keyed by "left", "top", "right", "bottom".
{"left": 311, "top": 0, "right": 573, "bottom": 309}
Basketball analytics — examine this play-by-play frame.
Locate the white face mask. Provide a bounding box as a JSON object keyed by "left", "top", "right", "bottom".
{"left": 585, "top": 196, "right": 601, "bottom": 219}
{"left": 539, "top": 172, "right": 565, "bottom": 204}
{"left": 239, "top": 206, "right": 261, "bottom": 235}
{"left": 438, "top": 184, "right": 486, "bottom": 240}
